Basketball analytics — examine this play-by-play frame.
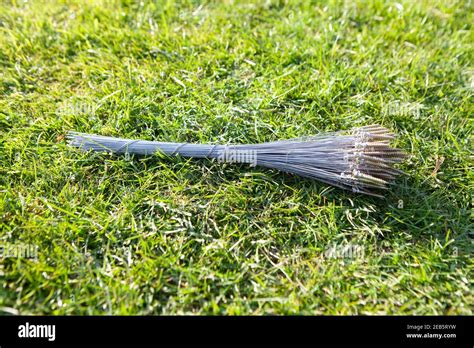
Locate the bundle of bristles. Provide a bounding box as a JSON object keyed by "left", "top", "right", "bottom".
{"left": 67, "top": 124, "right": 406, "bottom": 198}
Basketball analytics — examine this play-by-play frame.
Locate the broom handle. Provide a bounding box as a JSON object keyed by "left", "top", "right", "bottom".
{"left": 70, "top": 133, "right": 254, "bottom": 160}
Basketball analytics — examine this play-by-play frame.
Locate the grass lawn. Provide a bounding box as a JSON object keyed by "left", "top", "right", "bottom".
{"left": 0, "top": 0, "right": 472, "bottom": 315}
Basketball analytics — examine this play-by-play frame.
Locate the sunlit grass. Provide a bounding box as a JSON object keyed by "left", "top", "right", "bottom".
{"left": 0, "top": 0, "right": 472, "bottom": 314}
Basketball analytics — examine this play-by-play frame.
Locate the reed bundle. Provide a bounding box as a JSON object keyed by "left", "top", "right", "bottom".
{"left": 67, "top": 125, "right": 405, "bottom": 197}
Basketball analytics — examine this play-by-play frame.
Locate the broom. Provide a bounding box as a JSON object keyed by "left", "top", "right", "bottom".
{"left": 67, "top": 125, "right": 406, "bottom": 197}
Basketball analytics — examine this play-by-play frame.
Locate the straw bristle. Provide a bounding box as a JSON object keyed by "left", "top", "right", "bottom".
{"left": 67, "top": 125, "right": 406, "bottom": 197}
